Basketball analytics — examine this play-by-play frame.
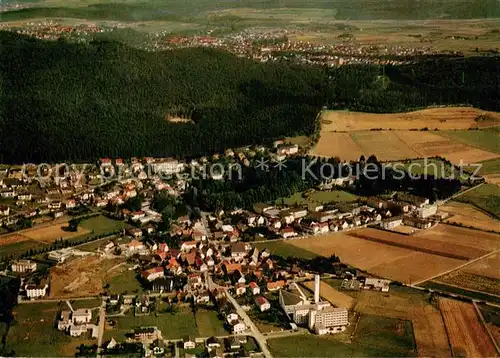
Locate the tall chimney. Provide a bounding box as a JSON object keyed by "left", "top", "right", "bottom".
{"left": 314, "top": 274, "right": 320, "bottom": 304}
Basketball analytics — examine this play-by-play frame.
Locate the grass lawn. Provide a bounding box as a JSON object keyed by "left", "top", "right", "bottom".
{"left": 254, "top": 240, "right": 318, "bottom": 259}
{"left": 105, "top": 268, "right": 143, "bottom": 295}
{"left": 267, "top": 332, "right": 415, "bottom": 357}
{"left": 195, "top": 310, "right": 227, "bottom": 337}
{"left": 438, "top": 128, "right": 500, "bottom": 155}
{"left": 105, "top": 307, "right": 198, "bottom": 341}
{"left": 80, "top": 215, "right": 130, "bottom": 236}
{"left": 278, "top": 190, "right": 357, "bottom": 209}
{"left": 418, "top": 281, "right": 500, "bottom": 304}
{"left": 2, "top": 302, "right": 93, "bottom": 357}
{"left": 455, "top": 183, "right": 500, "bottom": 217}
{"left": 69, "top": 298, "right": 102, "bottom": 310}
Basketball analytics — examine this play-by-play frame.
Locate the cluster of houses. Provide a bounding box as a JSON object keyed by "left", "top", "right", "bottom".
{"left": 57, "top": 308, "right": 98, "bottom": 338}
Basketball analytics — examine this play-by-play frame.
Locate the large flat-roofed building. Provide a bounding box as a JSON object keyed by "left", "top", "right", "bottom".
{"left": 309, "top": 306, "right": 349, "bottom": 334}
{"left": 279, "top": 276, "right": 349, "bottom": 335}
{"left": 11, "top": 259, "right": 37, "bottom": 273}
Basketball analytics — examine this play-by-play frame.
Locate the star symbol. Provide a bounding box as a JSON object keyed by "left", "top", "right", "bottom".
{"left": 274, "top": 158, "right": 287, "bottom": 171}
{"left": 255, "top": 158, "right": 269, "bottom": 171}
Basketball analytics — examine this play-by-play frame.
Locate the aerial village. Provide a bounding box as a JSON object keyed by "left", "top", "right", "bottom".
{"left": 0, "top": 141, "right": 467, "bottom": 357}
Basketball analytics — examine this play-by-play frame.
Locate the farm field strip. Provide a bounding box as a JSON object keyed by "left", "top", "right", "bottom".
{"left": 439, "top": 298, "right": 497, "bottom": 357}
{"left": 286, "top": 232, "right": 465, "bottom": 284}
{"left": 440, "top": 202, "right": 500, "bottom": 233}
{"left": 349, "top": 228, "right": 487, "bottom": 260}
{"left": 320, "top": 108, "right": 500, "bottom": 132}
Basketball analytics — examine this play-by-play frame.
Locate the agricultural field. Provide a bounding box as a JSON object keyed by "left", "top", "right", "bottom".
{"left": 462, "top": 253, "right": 500, "bottom": 280}
{"left": 440, "top": 201, "right": 500, "bottom": 232}
{"left": 436, "top": 271, "right": 500, "bottom": 296}
{"left": 302, "top": 280, "right": 356, "bottom": 310}
{"left": 1, "top": 302, "right": 93, "bottom": 357}
{"left": 351, "top": 131, "right": 420, "bottom": 161}
{"left": 419, "top": 281, "right": 500, "bottom": 304}
{"left": 439, "top": 298, "right": 497, "bottom": 357}
{"left": 320, "top": 108, "right": 500, "bottom": 132}
{"left": 314, "top": 108, "right": 500, "bottom": 165}
{"left": 49, "top": 255, "right": 125, "bottom": 298}
{"left": 353, "top": 288, "right": 450, "bottom": 357}
{"left": 413, "top": 224, "right": 500, "bottom": 253}
{"left": 351, "top": 227, "right": 488, "bottom": 260}
{"left": 455, "top": 183, "right": 500, "bottom": 217}
{"left": 313, "top": 132, "right": 364, "bottom": 161}
{"left": 438, "top": 127, "right": 500, "bottom": 155}
{"left": 104, "top": 307, "right": 198, "bottom": 341}
{"left": 287, "top": 231, "right": 465, "bottom": 284}
{"left": 267, "top": 313, "right": 416, "bottom": 357}
{"left": 195, "top": 310, "right": 227, "bottom": 337}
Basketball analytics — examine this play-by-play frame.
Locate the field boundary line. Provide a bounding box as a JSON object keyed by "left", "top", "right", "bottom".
{"left": 432, "top": 280, "right": 500, "bottom": 299}
{"left": 411, "top": 247, "right": 500, "bottom": 286}
{"left": 472, "top": 301, "right": 500, "bottom": 355}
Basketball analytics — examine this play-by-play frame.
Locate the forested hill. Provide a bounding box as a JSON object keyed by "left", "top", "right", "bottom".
{"left": 0, "top": 31, "right": 498, "bottom": 163}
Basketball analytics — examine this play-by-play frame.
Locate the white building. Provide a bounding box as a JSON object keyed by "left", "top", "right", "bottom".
{"left": 11, "top": 260, "right": 37, "bottom": 273}
{"left": 364, "top": 278, "right": 391, "bottom": 292}
{"left": 25, "top": 283, "right": 48, "bottom": 298}
{"left": 279, "top": 275, "right": 349, "bottom": 335}
{"left": 232, "top": 321, "right": 246, "bottom": 334}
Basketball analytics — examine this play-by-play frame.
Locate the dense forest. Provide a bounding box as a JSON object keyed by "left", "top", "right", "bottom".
{"left": 0, "top": 31, "right": 498, "bottom": 163}
{"left": 184, "top": 156, "right": 463, "bottom": 211}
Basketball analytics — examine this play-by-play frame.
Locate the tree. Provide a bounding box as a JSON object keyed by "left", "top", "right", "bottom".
{"left": 68, "top": 218, "right": 81, "bottom": 232}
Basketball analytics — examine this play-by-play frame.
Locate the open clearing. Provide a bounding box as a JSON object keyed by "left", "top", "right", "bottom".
{"left": 302, "top": 280, "right": 356, "bottom": 310}
{"left": 438, "top": 127, "right": 500, "bottom": 155}
{"left": 320, "top": 108, "right": 500, "bottom": 132}
{"left": 441, "top": 201, "right": 500, "bottom": 232}
{"left": 49, "top": 255, "right": 124, "bottom": 298}
{"left": 287, "top": 232, "right": 464, "bottom": 284}
{"left": 22, "top": 222, "right": 89, "bottom": 243}
{"left": 439, "top": 298, "right": 497, "bottom": 357}
{"left": 351, "top": 131, "right": 419, "bottom": 161}
{"left": 195, "top": 310, "right": 227, "bottom": 337}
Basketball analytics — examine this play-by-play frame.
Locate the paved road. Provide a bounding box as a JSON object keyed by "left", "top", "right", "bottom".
{"left": 96, "top": 300, "right": 107, "bottom": 357}
{"left": 18, "top": 295, "right": 101, "bottom": 304}
{"left": 225, "top": 291, "right": 272, "bottom": 358}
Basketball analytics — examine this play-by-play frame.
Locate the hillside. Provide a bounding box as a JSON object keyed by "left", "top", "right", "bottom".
{"left": 0, "top": 31, "right": 498, "bottom": 163}
{"left": 1, "top": 0, "right": 498, "bottom": 22}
